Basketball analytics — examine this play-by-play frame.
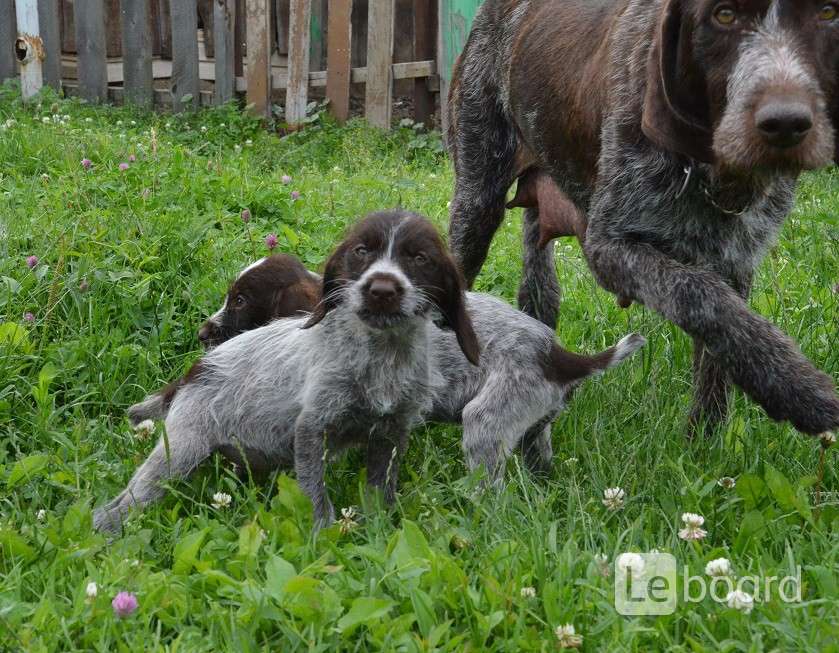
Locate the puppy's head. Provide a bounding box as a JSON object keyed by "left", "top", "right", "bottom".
{"left": 304, "top": 210, "right": 480, "bottom": 365}
{"left": 197, "top": 254, "right": 320, "bottom": 348}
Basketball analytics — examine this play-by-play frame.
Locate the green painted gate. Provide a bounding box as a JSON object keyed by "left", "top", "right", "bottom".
{"left": 439, "top": 0, "right": 485, "bottom": 130}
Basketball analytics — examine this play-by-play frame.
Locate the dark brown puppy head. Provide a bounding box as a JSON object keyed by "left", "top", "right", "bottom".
{"left": 197, "top": 254, "right": 320, "bottom": 348}
{"left": 303, "top": 210, "right": 480, "bottom": 365}
{"left": 642, "top": 0, "right": 838, "bottom": 173}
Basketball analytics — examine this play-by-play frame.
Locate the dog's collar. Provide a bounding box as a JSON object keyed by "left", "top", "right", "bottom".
{"left": 677, "top": 164, "right": 764, "bottom": 217}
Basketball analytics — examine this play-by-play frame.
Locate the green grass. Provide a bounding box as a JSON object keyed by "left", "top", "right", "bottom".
{"left": 0, "top": 82, "right": 837, "bottom": 652}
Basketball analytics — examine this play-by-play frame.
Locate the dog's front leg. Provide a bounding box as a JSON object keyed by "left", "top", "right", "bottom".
{"left": 585, "top": 236, "right": 839, "bottom": 436}
{"left": 366, "top": 418, "right": 410, "bottom": 505}
{"left": 293, "top": 411, "right": 335, "bottom": 531}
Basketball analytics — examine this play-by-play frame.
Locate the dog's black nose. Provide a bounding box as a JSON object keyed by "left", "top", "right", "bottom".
{"left": 197, "top": 323, "right": 214, "bottom": 344}
{"left": 368, "top": 277, "right": 402, "bottom": 301}
{"left": 755, "top": 102, "right": 813, "bottom": 149}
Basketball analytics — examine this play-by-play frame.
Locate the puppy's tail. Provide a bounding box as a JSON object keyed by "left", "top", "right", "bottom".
{"left": 127, "top": 393, "right": 167, "bottom": 426}
{"left": 548, "top": 333, "right": 646, "bottom": 385}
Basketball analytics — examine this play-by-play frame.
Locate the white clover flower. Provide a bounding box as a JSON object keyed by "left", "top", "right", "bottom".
{"left": 165, "top": 122, "right": 172, "bottom": 129}
{"left": 679, "top": 512, "right": 707, "bottom": 541}
{"left": 705, "top": 557, "right": 732, "bottom": 577}
{"left": 200, "top": 125, "right": 207, "bottom": 132}
{"left": 616, "top": 552, "right": 646, "bottom": 579}
{"left": 520, "top": 586, "right": 536, "bottom": 599}
{"left": 820, "top": 432, "right": 836, "bottom": 448}
{"left": 554, "top": 624, "right": 583, "bottom": 649}
{"left": 85, "top": 117, "right": 93, "bottom": 123}
{"left": 564, "top": 457, "right": 578, "bottom": 466}
{"left": 130, "top": 120, "right": 136, "bottom": 126}
{"left": 602, "top": 487, "right": 626, "bottom": 510}
{"left": 245, "top": 139, "right": 253, "bottom": 146}
{"left": 42, "top": 116, "right": 51, "bottom": 124}
{"left": 212, "top": 492, "right": 232, "bottom": 509}
{"left": 717, "top": 476, "right": 736, "bottom": 489}
{"left": 234, "top": 144, "right": 242, "bottom": 153}
{"left": 86, "top": 581, "right": 98, "bottom": 599}
{"left": 339, "top": 506, "right": 359, "bottom": 534}
{"left": 36, "top": 509, "right": 47, "bottom": 521}
{"left": 133, "top": 419, "right": 156, "bottom": 440}
{"left": 726, "top": 589, "right": 754, "bottom": 614}
{"left": 594, "top": 553, "right": 610, "bottom": 577}
{"left": 116, "top": 120, "right": 123, "bottom": 126}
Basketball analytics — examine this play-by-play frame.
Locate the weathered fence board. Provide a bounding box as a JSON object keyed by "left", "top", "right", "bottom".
{"left": 15, "top": 0, "right": 44, "bottom": 99}
{"left": 285, "top": 0, "right": 311, "bottom": 125}
{"left": 74, "top": 0, "right": 108, "bottom": 102}
{"left": 0, "top": 0, "right": 15, "bottom": 82}
{"left": 246, "top": 0, "right": 271, "bottom": 118}
{"left": 309, "top": 0, "right": 326, "bottom": 71}
{"left": 170, "top": 0, "right": 200, "bottom": 110}
{"left": 326, "top": 0, "right": 351, "bottom": 123}
{"left": 213, "top": 0, "right": 235, "bottom": 104}
{"left": 121, "top": 0, "right": 153, "bottom": 106}
{"left": 365, "top": 0, "right": 394, "bottom": 128}
{"left": 412, "top": 0, "right": 435, "bottom": 124}
{"left": 38, "top": 0, "right": 61, "bottom": 89}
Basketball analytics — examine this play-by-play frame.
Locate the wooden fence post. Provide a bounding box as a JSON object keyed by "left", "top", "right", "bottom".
{"left": 74, "top": 0, "right": 108, "bottom": 102}
{"left": 0, "top": 0, "right": 15, "bottom": 83}
{"left": 365, "top": 0, "right": 394, "bottom": 129}
{"left": 15, "top": 0, "right": 43, "bottom": 100}
{"left": 246, "top": 0, "right": 271, "bottom": 118}
{"left": 213, "top": 0, "right": 236, "bottom": 104}
{"left": 326, "top": 0, "right": 351, "bottom": 123}
{"left": 412, "top": 0, "right": 435, "bottom": 125}
{"left": 121, "top": 0, "right": 153, "bottom": 106}
{"left": 170, "top": 0, "right": 200, "bottom": 110}
{"left": 285, "top": 0, "right": 311, "bottom": 126}
{"left": 37, "top": 0, "right": 61, "bottom": 89}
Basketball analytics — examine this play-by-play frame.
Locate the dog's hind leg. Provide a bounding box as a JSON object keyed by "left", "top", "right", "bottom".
{"left": 518, "top": 207, "right": 561, "bottom": 329}
{"left": 93, "top": 431, "right": 213, "bottom": 532}
{"left": 519, "top": 414, "right": 555, "bottom": 477}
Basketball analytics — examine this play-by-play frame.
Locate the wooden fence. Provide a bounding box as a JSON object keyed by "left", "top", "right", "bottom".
{"left": 0, "top": 0, "right": 442, "bottom": 129}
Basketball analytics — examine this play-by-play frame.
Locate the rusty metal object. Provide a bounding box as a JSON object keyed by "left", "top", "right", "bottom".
{"left": 14, "top": 33, "right": 45, "bottom": 64}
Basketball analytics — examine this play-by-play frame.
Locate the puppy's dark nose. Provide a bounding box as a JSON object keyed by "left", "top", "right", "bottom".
{"left": 197, "top": 323, "right": 214, "bottom": 345}
{"left": 755, "top": 102, "right": 813, "bottom": 149}
{"left": 368, "top": 277, "right": 402, "bottom": 301}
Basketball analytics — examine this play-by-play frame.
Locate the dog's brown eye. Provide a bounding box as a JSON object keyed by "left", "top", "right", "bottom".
{"left": 353, "top": 244, "right": 368, "bottom": 259}
{"left": 413, "top": 252, "right": 428, "bottom": 265}
{"left": 819, "top": 3, "right": 838, "bottom": 20}
{"left": 713, "top": 4, "right": 737, "bottom": 26}
{"left": 235, "top": 294, "right": 246, "bottom": 307}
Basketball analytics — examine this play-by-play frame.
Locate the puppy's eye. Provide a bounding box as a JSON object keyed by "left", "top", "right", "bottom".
{"left": 713, "top": 4, "right": 737, "bottom": 26}
{"left": 413, "top": 252, "right": 429, "bottom": 265}
{"left": 354, "top": 244, "right": 369, "bottom": 259}
{"left": 819, "top": 3, "right": 838, "bottom": 21}
{"left": 234, "top": 294, "right": 246, "bottom": 307}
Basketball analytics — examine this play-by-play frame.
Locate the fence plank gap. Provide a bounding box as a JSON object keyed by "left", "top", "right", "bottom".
{"left": 245, "top": 0, "right": 271, "bottom": 118}
{"left": 326, "top": 0, "right": 351, "bottom": 123}
{"left": 412, "top": 0, "right": 434, "bottom": 125}
{"left": 74, "top": 0, "right": 108, "bottom": 102}
{"left": 365, "top": 0, "right": 394, "bottom": 129}
{"left": 37, "top": 0, "right": 61, "bottom": 89}
{"left": 170, "top": 0, "right": 200, "bottom": 110}
{"left": 213, "top": 0, "right": 235, "bottom": 104}
{"left": 285, "top": 0, "right": 311, "bottom": 126}
{"left": 121, "top": 0, "right": 153, "bottom": 106}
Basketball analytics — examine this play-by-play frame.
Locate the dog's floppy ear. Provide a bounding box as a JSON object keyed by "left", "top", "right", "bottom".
{"left": 434, "top": 256, "right": 480, "bottom": 366}
{"left": 642, "top": 0, "right": 714, "bottom": 163}
{"left": 302, "top": 244, "right": 347, "bottom": 329}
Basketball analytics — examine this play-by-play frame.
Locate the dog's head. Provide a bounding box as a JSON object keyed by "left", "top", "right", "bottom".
{"left": 197, "top": 254, "right": 320, "bottom": 348}
{"left": 642, "top": 0, "right": 838, "bottom": 173}
{"left": 303, "top": 210, "right": 480, "bottom": 365}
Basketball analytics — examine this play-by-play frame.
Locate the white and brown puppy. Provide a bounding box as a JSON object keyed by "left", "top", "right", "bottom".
{"left": 129, "top": 248, "right": 644, "bottom": 486}
{"left": 95, "top": 210, "right": 479, "bottom": 532}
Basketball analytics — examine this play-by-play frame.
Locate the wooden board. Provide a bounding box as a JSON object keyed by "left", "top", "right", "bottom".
{"left": 326, "top": 0, "right": 351, "bottom": 123}
{"left": 0, "top": 0, "right": 17, "bottom": 83}
{"left": 365, "top": 0, "right": 394, "bottom": 129}
{"left": 16, "top": 0, "right": 44, "bottom": 100}
{"left": 38, "top": 0, "right": 62, "bottom": 89}
{"left": 412, "top": 0, "right": 435, "bottom": 124}
{"left": 213, "top": 0, "right": 236, "bottom": 104}
{"left": 74, "top": 0, "right": 108, "bottom": 102}
{"left": 121, "top": 0, "right": 153, "bottom": 106}
{"left": 105, "top": 0, "right": 122, "bottom": 57}
{"left": 170, "top": 0, "right": 199, "bottom": 110}
{"left": 309, "top": 0, "right": 326, "bottom": 71}
{"left": 245, "top": 0, "right": 271, "bottom": 117}
{"left": 285, "top": 0, "right": 311, "bottom": 125}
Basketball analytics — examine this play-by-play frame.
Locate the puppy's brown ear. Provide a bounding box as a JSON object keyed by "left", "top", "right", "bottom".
{"left": 641, "top": 0, "right": 714, "bottom": 163}
{"left": 272, "top": 277, "right": 319, "bottom": 319}
{"left": 434, "top": 257, "right": 480, "bottom": 366}
{"left": 302, "top": 244, "right": 347, "bottom": 329}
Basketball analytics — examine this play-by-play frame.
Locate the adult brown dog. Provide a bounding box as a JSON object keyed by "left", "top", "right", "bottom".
{"left": 447, "top": 0, "right": 839, "bottom": 438}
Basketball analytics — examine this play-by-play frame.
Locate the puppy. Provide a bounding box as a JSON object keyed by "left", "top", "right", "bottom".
{"left": 94, "top": 210, "right": 478, "bottom": 532}
{"left": 131, "top": 252, "right": 644, "bottom": 485}
{"left": 127, "top": 254, "right": 320, "bottom": 426}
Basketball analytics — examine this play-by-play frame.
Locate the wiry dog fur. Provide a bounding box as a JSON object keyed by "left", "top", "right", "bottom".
{"left": 448, "top": 0, "right": 839, "bottom": 437}
{"left": 127, "top": 252, "right": 645, "bottom": 487}
{"left": 94, "top": 211, "right": 479, "bottom": 532}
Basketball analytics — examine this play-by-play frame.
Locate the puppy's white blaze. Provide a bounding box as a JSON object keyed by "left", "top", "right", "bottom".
{"left": 385, "top": 221, "right": 405, "bottom": 259}
{"left": 237, "top": 257, "right": 267, "bottom": 280}
{"left": 354, "top": 258, "right": 419, "bottom": 317}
